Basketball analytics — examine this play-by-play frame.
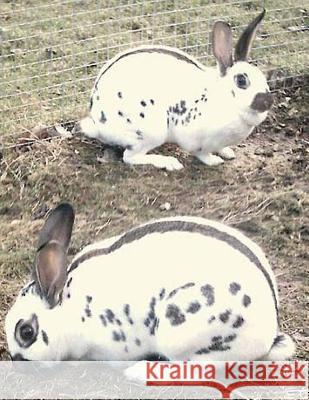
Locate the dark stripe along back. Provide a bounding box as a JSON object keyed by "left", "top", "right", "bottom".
{"left": 68, "top": 220, "right": 279, "bottom": 322}
{"left": 94, "top": 47, "right": 204, "bottom": 89}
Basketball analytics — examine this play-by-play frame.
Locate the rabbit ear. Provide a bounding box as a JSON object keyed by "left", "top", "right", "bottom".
{"left": 34, "top": 203, "right": 75, "bottom": 308}
{"left": 234, "top": 9, "right": 266, "bottom": 62}
{"left": 212, "top": 21, "right": 233, "bottom": 76}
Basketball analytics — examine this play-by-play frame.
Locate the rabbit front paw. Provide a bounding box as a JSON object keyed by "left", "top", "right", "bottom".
{"left": 196, "top": 153, "right": 224, "bottom": 167}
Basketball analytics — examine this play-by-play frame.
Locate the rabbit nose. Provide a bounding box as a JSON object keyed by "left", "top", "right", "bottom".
{"left": 251, "top": 92, "right": 274, "bottom": 112}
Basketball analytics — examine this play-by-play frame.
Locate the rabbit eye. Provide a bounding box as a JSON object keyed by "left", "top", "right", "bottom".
{"left": 15, "top": 314, "right": 39, "bottom": 348}
{"left": 234, "top": 73, "right": 250, "bottom": 89}
{"left": 20, "top": 324, "right": 34, "bottom": 341}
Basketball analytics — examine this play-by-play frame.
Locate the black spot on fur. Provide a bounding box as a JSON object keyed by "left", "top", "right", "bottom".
{"left": 41, "top": 330, "right": 49, "bottom": 346}
{"left": 86, "top": 295, "right": 92, "bottom": 303}
{"left": 170, "top": 100, "right": 187, "bottom": 116}
{"left": 196, "top": 347, "right": 210, "bottom": 355}
{"left": 118, "top": 91, "right": 122, "bottom": 98}
{"left": 166, "top": 304, "right": 185, "bottom": 326}
{"left": 116, "top": 318, "right": 122, "bottom": 326}
{"left": 243, "top": 294, "right": 251, "bottom": 307}
{"left": 147, "top": 297, "right": 156, "bottom": 320}
{"left": 150, "top": 99, "right": 155, "bottom": 105}
{"left": 100, "top": 111, "right": 107, "bottom": 123}
{"left": 100, "top": 314, "right": 107, "bottom": 326}
{"left": 136, "top": 130, "right": 143, "bottom": 139}
{"left": 167, "top": 282, "right": 195, "bottom": 299}
{"left": 146, "top": 297, "right": 158, "bottom": 335}
{"left": 224, "top": 333, "right": 237, "bottom": 343}
{"left": 229, "top": 282, "right": 241, "bottom": 295}
{"left": 124, "top": 304, "right": 130, "bottom": 316}
{"left": 85, "top": 308, "right": 91, "bottom": 318}
{"left": 201, "top": 284, "right": 215, "bottom": 306}
{"left": 81, "top": 317, "right": 85, "bottom": 322}
{"left": 124, "top": 304, "right": 134, "bottom": 325}
{"left": 141, "top": 100, "right": 146, "bottom": 107}
{"left": 232, "top": 315, "right": 244, "bottom": 328}
{"left": 219, "top": 309, "right": 231, "bottom": 323}
{"left": 159, "top": 288, "right": 166, "bottom": 300}
{"left": 208, "top": 342, "right": 230, "bottom": 352}
{"left": 208, "top": 315, "right": 216, "bottom": 324}
{"left": 96, "top": 95, "right": 100, "bottom": 101}
{"left": 231, "top": 90, "right": 235, "bottom": 98}
{"left": 135, "top": 338, "right": 141, "bottom": 346}
{"left": 140, "top": 112, "right": 145, "bottom": 118}
{"left": 126, "top": 118, "right": 131, "bottom": 124}
{"left": 186, "top": 301, "right": 201, "bottom": 314}
{"left": 118, "top": 111, "right": 123, "bottom": 117}
{"left": 89, "top": 97, "right": 93, "bottom": 110}
{"left": 112, "top": 331, "right": 121, "bottom": 341}
{"left": 67, "top": 293, "right": 71, "bottom": 299}
{"left": 106, "top": 309, "right": 115, "bottom": 323}
{"left": 273, "top": 334, "right": 285, "bottom": 346}
{"left": 66, "top": 277, "right": 73, "bottom": 288}
{"left": 120, "top": 330, "right": 126, "bottom": 341}
{"left": 112, "top": 330, "right": 126, "bottom": 342}
{"left": 196, "top": 334, "right": 231, "bottom": 353}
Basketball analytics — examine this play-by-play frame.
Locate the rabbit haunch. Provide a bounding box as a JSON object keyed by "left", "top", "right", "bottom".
{"left": 5, "top": 204, "right": 294, "bottom": 362}
{"left": 80, "top": 10, "right": 273, "bottom": 170}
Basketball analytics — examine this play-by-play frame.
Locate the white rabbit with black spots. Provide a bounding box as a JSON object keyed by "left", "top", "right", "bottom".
{"left": 80, "top": 10, "right": 273, "bottom": 170}
{"left": 6, "top": 203, "right": 294, "bottom": 362}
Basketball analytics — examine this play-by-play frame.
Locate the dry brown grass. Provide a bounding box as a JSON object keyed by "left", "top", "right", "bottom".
{"left": 0, "top": 85, "right": 308, "bottom": 360}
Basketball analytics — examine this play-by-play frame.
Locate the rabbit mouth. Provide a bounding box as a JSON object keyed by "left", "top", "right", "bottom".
{"left": 251, "top": 92, "right": 274, "bottom": 113}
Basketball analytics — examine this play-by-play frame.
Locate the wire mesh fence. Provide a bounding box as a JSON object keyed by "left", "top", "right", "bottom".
{"left": 0, "top": 0, "right": 308, "bottom": 147}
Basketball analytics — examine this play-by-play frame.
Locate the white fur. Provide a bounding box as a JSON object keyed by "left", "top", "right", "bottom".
{"left": 5, "top": 216, "right": 294, "bottom": 362}
{"left": 263, "top": 334, "right": 296, "bottom": 361}
{"left": 80, "top": 46, "right": 270, "bottom": 169}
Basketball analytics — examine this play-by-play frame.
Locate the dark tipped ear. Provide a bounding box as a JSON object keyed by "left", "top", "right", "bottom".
{"left": 37, "top": 203, "right": 75, "bottom": 251}
{"left": 34, "top": 203, "right": 75, "bottom": 307}
{"left": 212, "top": 21, "right": 233, "bottom": 76}
{"left": 234, "top": 9, "right": 266, "bottom": 62}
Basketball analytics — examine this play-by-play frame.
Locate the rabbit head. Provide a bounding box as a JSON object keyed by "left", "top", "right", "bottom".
{"left": 5, "top": 203, "right": 75, "bottom": 361}
{"left": 212, "top": 10, "right": 273, "bottom": 126}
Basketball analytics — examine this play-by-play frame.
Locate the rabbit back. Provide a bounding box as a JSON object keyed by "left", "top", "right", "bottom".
{"left": 62, "top": 217, "right": 279, "bottom": 361}
{"left": 82, "top": 46, "right": 214, "bottom": 148}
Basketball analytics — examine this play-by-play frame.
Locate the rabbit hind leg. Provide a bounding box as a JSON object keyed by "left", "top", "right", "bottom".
{"left": 123, "top": 133, "right": 183, "bottom": 171}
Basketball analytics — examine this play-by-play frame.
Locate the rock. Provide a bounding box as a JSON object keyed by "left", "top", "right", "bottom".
{"left": 32, "top": 203, "right": 50, "bottom": 220}
{"left": 160, "top": 202, "right": 171, "bottom": 211}
{"left": 254, "top": 147, "right": 273, "bottom": 157}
